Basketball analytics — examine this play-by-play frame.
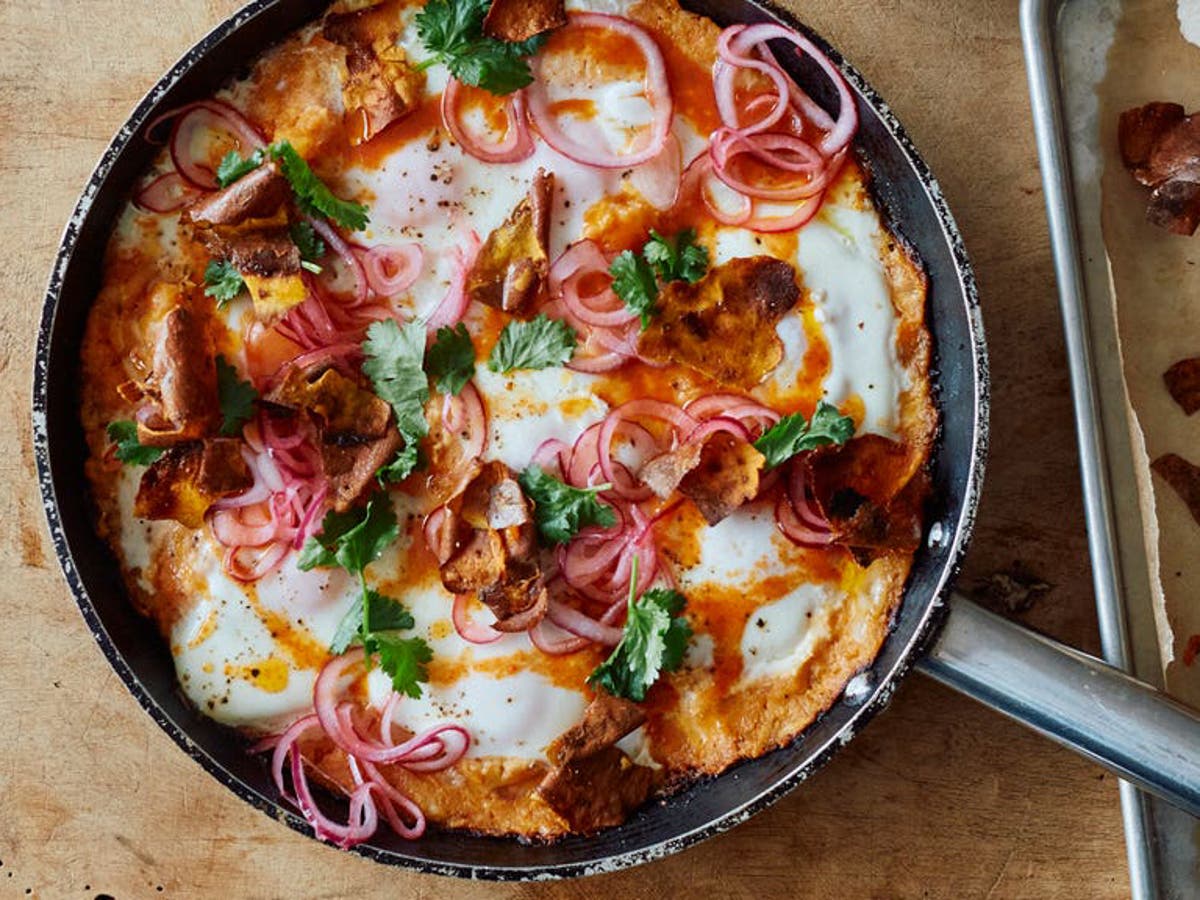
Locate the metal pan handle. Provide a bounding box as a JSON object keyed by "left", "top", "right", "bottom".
{"left": 916, "top": 594, "right": 1200, "bottom": 817}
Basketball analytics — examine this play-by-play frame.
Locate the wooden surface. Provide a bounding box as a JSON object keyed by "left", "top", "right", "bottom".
{"left": 0, "top": 0, "right": 1135, "bottom": 897}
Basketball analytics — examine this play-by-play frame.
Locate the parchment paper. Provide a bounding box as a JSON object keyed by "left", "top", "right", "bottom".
{"left": 1098, "top": 0, "right": 1200, "bottom": 707}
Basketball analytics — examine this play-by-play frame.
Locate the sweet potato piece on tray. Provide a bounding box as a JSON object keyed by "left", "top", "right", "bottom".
{"left": 1164, "top": 357, "right": 1200, "bottom": 415}
{"left": 638, "top": 256, "right": 800, "bottom": 388}
{"left": 483, "top": 0, "right": 567, "bottom": 42}
{"left": 134, "top": 438, "right": 253, "bottom": 528}
{"left": 1119, "top": 101, "right": 1200, "bottom": 235}
{"left": 1152, "top": 453, "right": 1200, "bottom": 528}
{"left": 466, "top": 170, "right": 554, "bottom": 315}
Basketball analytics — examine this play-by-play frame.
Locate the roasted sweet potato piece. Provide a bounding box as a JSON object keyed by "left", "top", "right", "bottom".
{"left": 815, "top": 461, "right": 928, "bottom": 566}
{"left": 136, "top": 293, "right": 221, "bottom": 447}
{"left": 548, "top": 693, "right": 646, "bottom": 766}
{"left": 323, "top": 431, "right": 404, "bottom": 512}
{"left": 266, "top": 365, "right": 392, "bottom": 438}
{"left": 182, "top": 163, "right": 290, "bottom": 228}
{"left": 1119, "top": 102, "right": 1200, "bottom": 235}
{"left": 483, "top": 0, "right": 566, "bottom": 42}
{"left": 1152, "top": 453, "right": 1200, "bottom": 527}
{"left": 134, "top": 438, "right": 253, "bottom": 528}
{"left": 537, "top": 746, "right": 654, "bottom": 833}
{"left": 323, "top": 7, "right": 424, "bottom": 144}
{"left": 638, "top": 256, "right": 800, "bottom": 388}
{"left": 638, "top": 441, "right": 702, "bottom": 499}
{"left": 1164, "top": 357, "right": 1200, "bottom": 415}
{"left": 436, "top": 461, "right": 547, "bottom": 630}
{"left": 466, "top": 170, "right": 554, "bottom": 315}
{"left": 639, "top": 433, "right": 764, "bottom": 525}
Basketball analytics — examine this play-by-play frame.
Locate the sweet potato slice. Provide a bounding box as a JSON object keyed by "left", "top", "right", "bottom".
{"left": 266, "top": 365, "right": 392, "bottom": 438}
{"left": 183, "top": 163, "right": 290, "bottom": 228}
{"left": 136, "top": 293, "right": 221, "bottom": 447}
{"left": 1118, "top": 101, "right": 1200, "bottom": 235}
{"left": 638, "top": 256, "right": 800, "bottom": 388}
{"left": 134, "top": 438, "right": 253, "bottom": 528}
{"left": 466, "top": 170, "right": 554, "bottom": 315}
{"left": 323, "top": 431, "right": 404, "bottom": 512}
{"left": 537, "top": 746, "right": 654, "bottom": 833}
{"left": 548, "top": 693, "right": 646, "bottom": 766}
{"left": 483, "top": 0, "right": 567, "bottom": 42}
{"left": 1164, "top": 357, "right": 1200, "bottom": 415}
{"left": 1152, "top": 453, "right": 1200, "bottom": 528}
{"left": 677, "top": 432, "right": 765, "bottom": 525}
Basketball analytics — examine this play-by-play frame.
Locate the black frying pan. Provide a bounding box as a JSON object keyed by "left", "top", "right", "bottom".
{"left": 32, "top": 0, "right": 1200, "bottom": 879}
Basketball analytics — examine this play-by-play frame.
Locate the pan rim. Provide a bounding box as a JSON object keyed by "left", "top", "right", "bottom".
{"left": 31, "top": 0, "right": 989, "bottom": 880}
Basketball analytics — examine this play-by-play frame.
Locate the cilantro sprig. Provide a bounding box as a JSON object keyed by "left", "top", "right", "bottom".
{"left": 416, "top": 0, "right": 547, "bottom": 95}
{"left": 610, "top": 229, "right": 709, "bottom": 330}
{"left": 518, "top": 465, "right": 617, "bottom": 545}
{"left": 486, "top": 313, "right": 576, "bottom": 373}
{"left": 752, "top": 401, "right": 855, "bottom": 470}
{"left": 106, "top": 420, "right": 164, "bottom": 466}
{"left": 215, "top": 355, "right": 258, "bottom": 437}
{"left": 588, "top": 558, "right": 692, "bottom": 702}
{"left": 426, "top": 324, "right": 476, "bottom": 396}
{"left": 215, "top": 148, "right": 265, "bottom": 188}
{"left": 362, "top": 319, "right": 430, "bottom": 483}
{"left": 289, "top": 221, "right": 326, "bottom": 274}
{"left": 300, "top": 494, "right": 432, "bottom": 698}
{"left": 203, "top": 259, "right": 246, "bottom": 307}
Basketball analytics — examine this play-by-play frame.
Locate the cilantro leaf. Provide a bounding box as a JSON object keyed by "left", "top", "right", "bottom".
{"left": 643, "top": 229, "right": 708, "bottom": 284}
{"left": 269, "top": 141, "right": 369, "bottom": 231}
{"left": 518, "top": 465, "right": 616, "bottom": 545}
{"left": 364, "top": 588, "right": 416, "bottom": 633}
{"left": 486, "top": 313, "right": 576, "bottom": 373}
{"left": 203, "top": 259, "right": 246, "bottom": 307}
{"left": 289, "top": 221, "right": 327, "bottom": 269}
{"left": 752, "top": 401, "right": 856, "bottom": 470}
{"left": 377, "top": 440, "right": 422, "bottom": 485}
{"left": 298, "top": 492, "right": 400, "bottom": 577}
{"left": 362, "top": 319, "right": 430, "bottom": 440}
{"left": 416, "top": 0, "right": 546, "bottom": 95}
{"left": 215, "top": 355, "right": 258, "bottom": 437}
{"left": 371, "top": 633, "right": 433, "bottom": 699}
{"left": 106, "top": 420, "right": 164, "bottom": 466}
{"left": 328, "top": 594, "right": 365, "bottom": 655}
{"left": 215, "top": 148, "right": 265, "bottom": 188}
{"left": 426, "top": 324, "right": 476, "bottom": 396}
{"left": 588, "top": 562, "right": 691, "bottom": 702}
{"left": 609, "top": 250, "right": 659, "bottom": 330}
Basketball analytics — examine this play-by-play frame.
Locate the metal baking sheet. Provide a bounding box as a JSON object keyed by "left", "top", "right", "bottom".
{"left": 1022, "top": 0, "right": 1200, "bottom": 897}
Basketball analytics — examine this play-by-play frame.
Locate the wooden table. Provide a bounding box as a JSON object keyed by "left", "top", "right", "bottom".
{"left": 0, "top": 0, "right": 1134, "bottom": 896}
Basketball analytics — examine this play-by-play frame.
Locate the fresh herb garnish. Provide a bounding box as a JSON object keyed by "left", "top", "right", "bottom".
{"left": 426, "top": 323, "right": 476, "bottom": 396}
{"left": 752, "top": 401, "right": 856, "bottom": 470}
{"left": 588, "top": 558, "right": 692, "bottom": 702}
{"left": 609, "top": 229, "right": 710, "bottom": 330}
{"left": 486, "top": 313, "right": 576, "bottom": 373}
{"left": 301, "top": 495, "right": 432, "bottom": 697}
{"left": 106, "top": 420, "right": 164, "bottom": 466}
{"left": 289, "top": 221, "right": 326, "bottom": 274}
{"left": 377, "top": 440, "right": 422, "bottom": 485}
{"left": 416, "top": 0, "right": 547, "bottom": 95}
{"left": 270, "top": 141, "right": 369, "bottom": 231}
{"left": 362, "top": 319, "right": 430, "bottom": 484}
{"left": 518, "top": 465, "right": 617, "bottom": 545}
{"left": 215, "top": 355, "right": 258, "bottom": 437}
{"left": 203, "top": 259, "right": 247, "bottom": 307}
{"left": 215, "top": 148, "right": 265, "bottom": 188}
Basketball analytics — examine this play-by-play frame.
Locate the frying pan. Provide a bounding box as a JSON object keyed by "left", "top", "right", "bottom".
{"left": 32, "top": 0, "right": 1200, "bottom": 879}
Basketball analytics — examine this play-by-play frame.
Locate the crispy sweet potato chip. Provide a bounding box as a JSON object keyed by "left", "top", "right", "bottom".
{"left": 437, "top": 461, "right": 547, "bottom": 631}
{"left": 323, "top": 431, "right": 403, "bottom": 512}
{"left": 813, "top": 451, "right": 928, "bottom": 566}
{"left": 1164, "top": 357, "right": 1200, "bottom": 414}
{"left": 638, "top": 441, "right": 702, "bottom": 499}
{"left": 323, "top": 8, "right": 423, "bottom": 143}
{"left": 537, "top": 746, "right": 654, "bottom": 833}
{"left": 136, "top": 293, "right": 221, "bottom": 447}
{"left": 482, "top": 0, "right": 567, "bottom": 42}
{"left": 1119, "top": 101, "right": 1200, "bottom": 235}
{"left": 183, "top": 163, "right": 290, "bottom": 228}
{"left": 1152, "top": 453, "right": 1200, "bottom": 528}
{"left": 548, "top": 693, "right": 646, "bottom": 766}
{"left": 266, "top": 365, "right": 392, "bottom": 438}
{"left": 134, "top": 439, "right": 253, "bottom": 528}
{"left": 640, "top": 432, "right": 764, "bottom": 525}
{"left": 466, "top": 170, "right": 553, "bottom": 315}
{"left": 638, "top": 256, "right": 800, "bottom": 388}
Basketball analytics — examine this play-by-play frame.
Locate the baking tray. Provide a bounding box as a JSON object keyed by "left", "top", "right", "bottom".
{"left": 1022, "top": 0, "right": 1200, "bottom": 897}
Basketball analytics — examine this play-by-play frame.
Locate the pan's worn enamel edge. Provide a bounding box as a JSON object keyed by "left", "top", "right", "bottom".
{"left": 32, "top": 0, "right": 988, "bottom": 880}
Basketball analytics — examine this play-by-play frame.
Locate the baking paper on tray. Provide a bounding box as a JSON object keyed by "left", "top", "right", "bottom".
{"left": 1097, "top": 0, "right": 1200, "bottom": 707}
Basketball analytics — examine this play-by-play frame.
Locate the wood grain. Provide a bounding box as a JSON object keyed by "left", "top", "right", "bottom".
{"left": 0, "top": 0, "right": 1131, "bottom": 897}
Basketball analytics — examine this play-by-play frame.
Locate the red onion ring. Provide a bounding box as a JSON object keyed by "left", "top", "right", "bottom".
{"left": 550, "top": 241, "right": 638, "bottom": 329}
{"left": 359, "top": 244, "right": 423, "bottom": 297}
{"left": 526, "top": 13, "right": 673, "bottom": 169}
{"left": 134, "top": 171, "right": 203, "bottom": 213}
{"left": 441, "top": 78, "right": 535, "bottom": 163}
{"left": 629, "top": 132, "right": 683, "bottom": 209}
{"left": 452, "top": 594, "right": 504, "bottom": 644}
{"left": 546, "top": 598, "right": 624, "bottom": 645}
{"left": 165, "top": 100, "right": 267, "bottom": 190}
{"left": 309, "top": 218, "right": 368, "bottom": 304}
{"left": 683, "top": 415, "right": 753, "bottom": 445}
{"left": 425, "top": 231, "right": 481, "bottom": 331}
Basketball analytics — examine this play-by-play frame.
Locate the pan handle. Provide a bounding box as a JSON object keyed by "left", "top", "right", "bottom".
{"left": 916, "top": 593, "right": 1200, "bottom": 817}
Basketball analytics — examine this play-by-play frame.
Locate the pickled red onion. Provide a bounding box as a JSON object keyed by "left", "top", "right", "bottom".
{"left": 441, "top": 78, "right": 535, "bottom": 163}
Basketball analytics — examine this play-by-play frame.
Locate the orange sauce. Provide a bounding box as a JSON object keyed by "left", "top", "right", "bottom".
{"left": 344, "top": 94, "right": 444, "bottom": 170}
{"left": 244, "top": 585, "right": 331, "bottom": 671}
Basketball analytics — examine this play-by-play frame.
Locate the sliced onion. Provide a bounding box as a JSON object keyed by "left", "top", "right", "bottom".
{"left": 359, "top": 244, "right": 423, "bottom": 297}
{"left": 441, "top": 78, "right": 535, "bottom": 163}
{"left": 134, "top": 171, "right": 202, "bottom": 213}
{"left": 451, "top": 594, "right": 504, "bottom": 644}
{"left": 629, "top": 132, "right": 682, "bottom": 209}
{"left": 546, "top": 599, "right": 624, "bottom": 645}
{"left": 166, "top": 100, "right": 266, "bottom": 190}
{"left": 425, "top": 231, "right": 481, "bottom": 331}
{"left": 527, "top": 13, "right": 673, "bottom": 169}
{"left": 550, "top": 241, "right": 636, "bottom": 328}
{"left": 447, "top": 380, "right": 489, "bottom": 461}
{"left": 309, "top": 218, "right": 368, "bottom": 304}
{"left": 683, "top": 415, "right": 752, "bottom": 445}
{"left": 530, "top": 617, "right": 592, "bottom": 655}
